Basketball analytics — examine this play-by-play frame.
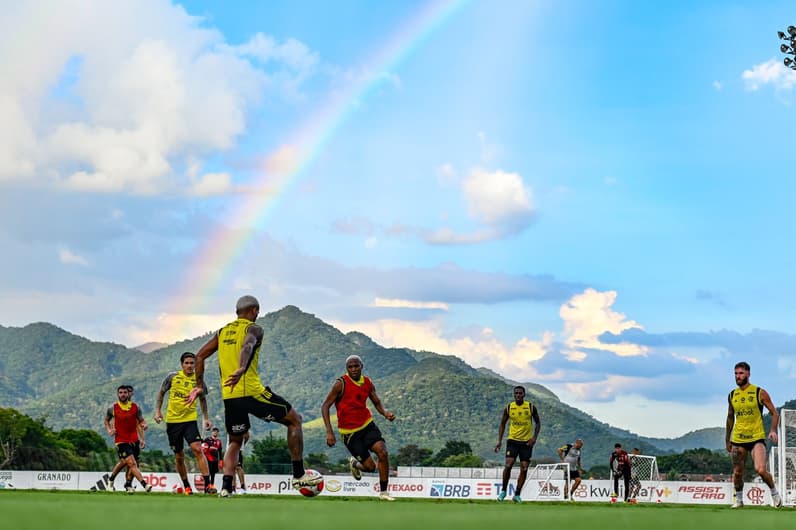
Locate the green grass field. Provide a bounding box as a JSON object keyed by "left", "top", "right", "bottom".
{"left": 0, "top": 491, "right": 790, "bottom": 530}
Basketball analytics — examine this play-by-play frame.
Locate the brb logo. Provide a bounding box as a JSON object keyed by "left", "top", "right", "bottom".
{"left": 430, "top": 483, "right": 471, "bottom": 498}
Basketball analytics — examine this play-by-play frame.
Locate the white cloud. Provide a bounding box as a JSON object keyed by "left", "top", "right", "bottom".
{"left": 332, "top": 317, "right": 551, "bottom": 379}
{"left": 58, "top": 248, "right": 89, "bottom": 266}
{"left": 463, "top": 168, "right": 533, "bottom": 225}
{"left": 424, "top": 167, "right": 536, "bottom": 244}
{"left": 0, "top": 0, "right": 318, "bottom": 194}
{"left": 372, "top": 298, "right": 449, "bottom": 310}
{"left": 189, "top": 172, "right": 233, "bottom": 196}
{"left": 712, "top": 80, "right": 723, "bottom": 91}
{"left": 560, "top": 288, "right": 645, "bottom": 357}
{"left": 742, "top": 59, "right": 796, "bottom": 91}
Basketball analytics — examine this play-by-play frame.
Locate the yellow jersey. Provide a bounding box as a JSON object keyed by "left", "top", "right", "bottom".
{"left": 217, "top": 318, "right": 266, "bottom": 399}
{"left": 160, "top": 370, "right": 206, "bottom": 423}
{"left": 506, "top": 400, "right": 534, "bottom": 442}
{"left": 729, "top": 384, "right": 766, "bottom": 443}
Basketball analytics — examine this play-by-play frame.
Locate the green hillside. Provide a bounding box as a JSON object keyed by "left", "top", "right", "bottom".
{"left": 0, "top": 307, "right": 730, "bottom": 468}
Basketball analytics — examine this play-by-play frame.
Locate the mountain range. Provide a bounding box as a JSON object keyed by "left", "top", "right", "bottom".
{"left": 0, "top": 305, "right": 728, "bottom": 468}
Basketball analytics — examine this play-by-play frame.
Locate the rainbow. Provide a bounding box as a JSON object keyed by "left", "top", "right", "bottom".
{"left": 159, "top": 0, "right": 470, "bottom": 341}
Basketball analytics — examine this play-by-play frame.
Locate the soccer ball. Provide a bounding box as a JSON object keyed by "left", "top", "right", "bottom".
{"left": 298, "top": 469, "right": 324, "bottom": 497}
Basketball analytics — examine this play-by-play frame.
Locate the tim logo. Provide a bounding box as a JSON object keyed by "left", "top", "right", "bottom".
{"left": 430, "top": 483, "right": 471, "bottom": 498}
{"left": 476, "top": 483, "right": 492, "bottom": 496}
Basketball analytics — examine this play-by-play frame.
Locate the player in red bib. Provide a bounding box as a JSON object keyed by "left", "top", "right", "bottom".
{"left": 104, "top": 385, "right": 152, "bottom": 493}
{"left": 321, "top": 355, "right": 396, "bottom": 501}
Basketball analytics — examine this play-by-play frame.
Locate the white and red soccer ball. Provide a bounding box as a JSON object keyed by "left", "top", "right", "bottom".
{"left": 298, "top": 469, "right": 324, "bottom": 498}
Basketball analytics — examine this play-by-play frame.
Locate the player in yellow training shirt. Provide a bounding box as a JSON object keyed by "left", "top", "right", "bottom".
{"left": 495, "top": 385, "right": 541, "bottom": 503}
{"left": 725, "top": 361, "right": 781, "bottom": 508}
{"left": 187, "top": 295, "right": 322, "bottom": 497}
{"left": 154, "top": 352, "right": 212, "bottom": 494}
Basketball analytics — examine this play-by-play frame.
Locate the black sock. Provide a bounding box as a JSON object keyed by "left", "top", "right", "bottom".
{"left": 203, "top": 476, "right": 211, "bottom": 488}
{"left": 109, "top": 472, "right": 117, "bottom": 481}
{"left": 140, "top": 479, "right": 148, "bottom": 487}
{"left": 380, "top": 480, "right": 388, "bottom": 492}
{"left": 124, "top": 480, "right": 132, "bottom": 487}
{"left": 182, "top": 478, "right": 190, "bottom": 488}
{"left": 222, "top": 475, "right": 233, "bottom": 492}
{"left": 292, "top": 460, "right": 304, "bottom": 479}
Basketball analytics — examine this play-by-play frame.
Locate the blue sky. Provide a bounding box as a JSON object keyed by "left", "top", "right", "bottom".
{"left": 1, "top": 0, "right": 795, "bottom": 438}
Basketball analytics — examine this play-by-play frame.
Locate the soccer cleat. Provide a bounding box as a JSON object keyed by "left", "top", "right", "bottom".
{"left": 512, "top": 495, "right": 522, "bottom": 503}
{"left": 184, "top": 486, "right": 193, "bottom": 495}
{"left": 109, "top": 482, "right": 116, "bottom": 492}
{"left": 292, "top": 473, "right": 323, "bottom": 490}
{"left": 143, "top": 483, "right": 152, "bottom": 493}
{"left": 379, "top": 492, "right": 396, "bottom": 501}
{"left": 349, "top": 456, "right": 362, "bottom": 481}
{"left": 497, "top": 491, "right": 507, "bottom": 501}
{"left": 205, "top": 485, "right": 217, "bottom": 495}
{"left": 772, "top": 492, "right": 783, "bottom": 508}
{"left": 237, "top": 488, "right": 247, "bottom": 495}
{"left": 218, "top": 488, "right": 231, "bottom": 498}
{"left": 125, "top": 485, "right": 134, "bottom": 494}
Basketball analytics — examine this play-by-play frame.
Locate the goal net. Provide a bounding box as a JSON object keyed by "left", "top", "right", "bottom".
{"left": 772, "top": 409, "right": 796, "bottom": 506}
{"left": 629, "top": 454, "right": 661, "bottom": 502}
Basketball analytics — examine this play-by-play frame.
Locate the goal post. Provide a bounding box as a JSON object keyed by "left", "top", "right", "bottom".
{"left": 772, "top": 408, "right": 796, "bottom": 506}
{"left": 629, "top": 454, "right": 660, "bottom": 503}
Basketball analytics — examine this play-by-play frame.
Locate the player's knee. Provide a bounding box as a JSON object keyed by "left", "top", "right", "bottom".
{"left": 755, "top": 464, "right": 767, "bottom": 475}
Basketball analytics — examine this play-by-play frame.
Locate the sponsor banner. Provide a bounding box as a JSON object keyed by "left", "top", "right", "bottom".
{"left": 33, "top": 471, "right": 79, "bottom": 490}
{"left": 0, "top": 469, "right": 28, "bottom": 489}
{"left": 0, "top": 471, "right": 776, "bottom": 506}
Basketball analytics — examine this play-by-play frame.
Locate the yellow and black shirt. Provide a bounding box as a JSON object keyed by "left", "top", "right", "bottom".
{"left": 217, "top": 318, "right": 265, "bottom": 399}
{"left": 506, "top": 400, "right": 534, "bottom": 442}
{"left": 729, "top": 384, "right": 766, "bottom": 443}
{"left": 160, "top": 370, "right": 207, "bottom": 423}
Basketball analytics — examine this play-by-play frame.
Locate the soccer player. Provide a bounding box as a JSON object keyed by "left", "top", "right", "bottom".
{"left": 202, "top": 427, "right": 224, "bottom": 488}
{"left": 494, "top": 385, "right": 541, "bottom": 503}
{"left": 320, "top": 354, "right": 397, "bottom": 501}
{"left": 726, "top": 361, "right": 782, "bottom": 508}
{"left": 558, "top": 438, "right": 584, "bottom": 501}
{"left": 154, "top": 352, "right": 213, "bottom": 494}
{"left": 107, "top": 385, "right": 143, "bottom": 491}
{"left": 104, "top": 385, "right": 152, "bottom": 493}
{"left": 610, "top": 443, "right": 630, "bottom": 502}
{"left": 188, "top": 295, "right": 321, "bottom": 497}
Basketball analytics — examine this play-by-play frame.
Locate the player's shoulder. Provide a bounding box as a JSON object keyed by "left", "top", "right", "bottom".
{"left": 247, "top": 322, "right": 264, "bottom": 336}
